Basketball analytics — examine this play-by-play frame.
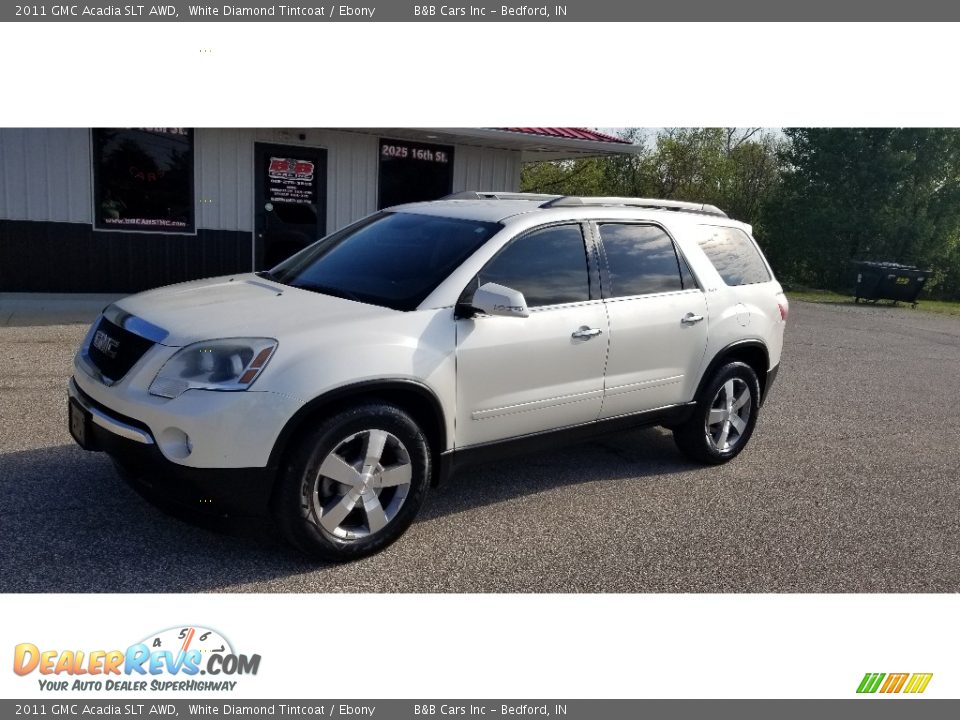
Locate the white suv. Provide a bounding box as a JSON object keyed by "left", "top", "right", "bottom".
{"left": 68, "top": 193, "right": 788, "bottom": 560}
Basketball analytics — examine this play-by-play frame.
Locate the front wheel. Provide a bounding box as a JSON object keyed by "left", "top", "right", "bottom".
{"left": 272, "top": 403, "right": 431, "bottom": 561}
{"left": 673, "top": 361, "right": 761, "bottom": 465}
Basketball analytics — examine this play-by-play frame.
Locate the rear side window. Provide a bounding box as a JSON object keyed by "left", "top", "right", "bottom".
{"left": 697, "top": 226, "right": 771, "bottom": 286}
{"left": 478, "top": 224, "right": 590, "bottom": 307}
{"left": 598, "top": 224, "right": 685, "bottom": 297}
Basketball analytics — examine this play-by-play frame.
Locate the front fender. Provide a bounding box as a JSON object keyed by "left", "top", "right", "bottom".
{"left": 254, "top": 307, "right": 457, "bottom": 450}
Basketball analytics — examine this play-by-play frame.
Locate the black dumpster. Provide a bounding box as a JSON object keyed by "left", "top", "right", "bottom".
{"left": 852, "top": 261, "right": 931, "bottom": 307}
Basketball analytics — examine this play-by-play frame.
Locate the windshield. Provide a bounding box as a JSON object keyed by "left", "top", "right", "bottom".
{"left": 268, "top": 211, "right": 502, "bottom": 311}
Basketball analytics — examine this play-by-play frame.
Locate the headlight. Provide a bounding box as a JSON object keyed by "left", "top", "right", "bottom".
{"left": 149, "top": 338, "right": 278, "bottom": 399}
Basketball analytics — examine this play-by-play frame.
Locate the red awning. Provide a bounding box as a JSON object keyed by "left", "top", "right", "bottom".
{"left": 499, "top": 127, "right": 630, "bottom": 144}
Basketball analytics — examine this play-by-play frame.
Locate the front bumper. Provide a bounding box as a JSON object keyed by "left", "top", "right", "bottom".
{"left": 69, "top": 379, "right": 276, "bottom": 518}
{"left": 72, "top": 350, "right": 302, "bottom": 469}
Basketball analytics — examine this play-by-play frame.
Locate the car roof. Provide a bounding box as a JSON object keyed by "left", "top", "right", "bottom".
{"left": 388, "top": 197, "right": 754, "bottom": 234}
{"left": 389, "top": 198, "right": 546, "bottom": 223}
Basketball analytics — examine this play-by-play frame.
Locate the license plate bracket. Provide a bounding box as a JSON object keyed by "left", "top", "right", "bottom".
{"left": 69, "top": 398, "right": 94, "bottom": 450}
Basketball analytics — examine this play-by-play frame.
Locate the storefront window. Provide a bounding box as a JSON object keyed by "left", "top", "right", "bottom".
{"left": 92, "top": 128, "right": 195, "bottom": 232}
{"left": 378, "top": 138, "right": 454, "bottom": 209}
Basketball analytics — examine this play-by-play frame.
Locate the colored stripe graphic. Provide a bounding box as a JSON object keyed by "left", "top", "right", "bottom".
{"left": 857, "top": 672, "right": 933, "bottom": 694}
{"left": 857, "top": 673, "right": 885, "bottom": 693}
{"left": 903, "top": 673, "right": 933, "bottom": 694}
{"left": 880, "top": 673, "right": 909, "bottom": 693}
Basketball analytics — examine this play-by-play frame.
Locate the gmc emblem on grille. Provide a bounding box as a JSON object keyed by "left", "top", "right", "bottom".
{"left": 93, "top": 330, "right": 120, "bottom": 359}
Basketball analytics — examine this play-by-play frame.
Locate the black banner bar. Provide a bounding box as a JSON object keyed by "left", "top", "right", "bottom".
{"left": 2, "top": 0, "right": 956, "bottom": 21}
{"left": 2, "top": 700, "right": 958, "bottom": 719}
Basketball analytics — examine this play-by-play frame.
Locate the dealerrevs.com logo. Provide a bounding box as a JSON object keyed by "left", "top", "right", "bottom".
{"left": 13, "top": 626, "right": 261, "bottom": 692}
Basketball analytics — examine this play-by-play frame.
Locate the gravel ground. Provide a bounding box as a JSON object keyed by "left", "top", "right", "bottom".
{"left": 1, "top": 300, "right": 959, "bottom": 592}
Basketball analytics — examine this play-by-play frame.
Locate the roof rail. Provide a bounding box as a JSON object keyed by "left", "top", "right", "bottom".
{"left": 541, "top": 196, "right": 727, "bottom": 217}
{"left": 442, "top": 191, "right": 561, "bottom": 202}
{"left": 441, "top": 191, "right": 728, "bottom": 218}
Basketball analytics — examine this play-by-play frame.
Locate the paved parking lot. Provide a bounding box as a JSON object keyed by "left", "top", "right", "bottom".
{"left": 2, "top": 300, "right": 959, "bottom": 592}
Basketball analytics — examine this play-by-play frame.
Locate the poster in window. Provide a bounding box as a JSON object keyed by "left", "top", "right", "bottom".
{"left": 378, "top": 139, "right": 454, "bottom": 210}
{"left": 267, "top": 157, "right": 318, "bottom": 205}
{"left": 92, "top": 128, "right": 195, "bottom": 232}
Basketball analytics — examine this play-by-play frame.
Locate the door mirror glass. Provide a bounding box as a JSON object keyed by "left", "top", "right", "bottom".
{"left": 472, "top": 282, "right": 530, "bottom": 318}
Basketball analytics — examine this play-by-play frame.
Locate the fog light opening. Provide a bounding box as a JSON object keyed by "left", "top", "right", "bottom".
{"left": 158, "top": 427, "right": 193, "bottom": 460}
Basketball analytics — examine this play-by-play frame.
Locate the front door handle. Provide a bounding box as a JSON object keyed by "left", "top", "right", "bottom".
{"left": 572, "top": 326, "right": 603, "bottom": 339}
{"left": 681, "top": 313, "right": 705, "bottom": 325}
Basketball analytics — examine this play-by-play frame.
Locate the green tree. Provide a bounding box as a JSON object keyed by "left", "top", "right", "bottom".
{"left": 520, "top": 156, "right": 611, "bottom": 196}
{"left": 520, "top": 128, "right": 650, "bottom": 196}
{"left": 521, "top": 128, "right": 784, "bottom": 237}
{"left": 764, "top": 129, "right": 960, "bottom": 295}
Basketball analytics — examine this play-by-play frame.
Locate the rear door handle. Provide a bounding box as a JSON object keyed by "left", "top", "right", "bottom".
{"left": 681, "top": 313, "right": 705, "bottom": 325}
{"left": 571, "top": 326, "right": 603, "bottom": 339}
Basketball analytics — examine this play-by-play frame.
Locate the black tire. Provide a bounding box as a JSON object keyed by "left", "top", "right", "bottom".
{"left": 673, "top": 361, "right": 761, "bottom": 465}
{"left": 272, "top": 402, "right": 431, "bottom": 561}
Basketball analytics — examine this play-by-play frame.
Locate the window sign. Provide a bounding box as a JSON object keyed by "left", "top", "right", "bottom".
{"left": 378, "top": 138, "right": 454, "bottom": 209}
{"left": 92, "top": 128, "right": 195, "bottom": 232}
{"left": 267, "top": 156, "right": 318, "bottom": 205}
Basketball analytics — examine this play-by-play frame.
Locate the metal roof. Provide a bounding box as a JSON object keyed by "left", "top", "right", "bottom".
{"left": 499, "top": 128, "right": 631, "bottom": 144}
{"left": 412, "top": 128, "right": 643, "bottom": 160}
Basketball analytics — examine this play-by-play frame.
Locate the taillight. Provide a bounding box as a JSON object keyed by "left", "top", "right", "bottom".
{"left": 777, "top": 302, "right": 788, "bottom": 321}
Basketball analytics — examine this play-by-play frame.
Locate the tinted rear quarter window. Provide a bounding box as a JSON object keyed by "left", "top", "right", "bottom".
{"left": 697, "top": 226, "right": 771, "bottom": 286}
{"left": 598, "top": 224, "right": 685, "bottom": 297}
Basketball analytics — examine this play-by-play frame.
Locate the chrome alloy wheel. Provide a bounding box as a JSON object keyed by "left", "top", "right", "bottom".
{"left": 705, "top": 378, "right": 752, "bottom": 453}
{"left": 304, "top": 429, "right": 413, "bottom": 541}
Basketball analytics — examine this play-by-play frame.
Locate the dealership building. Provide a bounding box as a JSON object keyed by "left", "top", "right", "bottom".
{"left": 0, "top": 127, "right": 634, "bottom": 293}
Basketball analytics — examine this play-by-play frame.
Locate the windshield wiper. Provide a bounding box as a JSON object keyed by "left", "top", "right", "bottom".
{"left": 255, "top": 270, "right": 282, "bottom": 283}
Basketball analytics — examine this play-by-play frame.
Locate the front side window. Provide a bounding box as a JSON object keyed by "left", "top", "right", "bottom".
{"left": 477, "top": 224, "right": 590, "bottom": 307}
{"left": 598, "top": 224, "right": 685, "bottom": 297}
{"left": 271, "top": 211, "right": 501, "bottom": 311}
{"left": 697, "top": 225, "right": 772, "bottom": 286}
{"left": 92, "top": 128, "right": 194, "bottom": 232}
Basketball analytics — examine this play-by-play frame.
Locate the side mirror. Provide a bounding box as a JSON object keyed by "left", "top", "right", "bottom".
{"left": 471, "top": 282, "right": 530, "bottom": 318}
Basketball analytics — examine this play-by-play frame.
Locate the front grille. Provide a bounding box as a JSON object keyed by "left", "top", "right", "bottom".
{"left": 86, "top": 316, "right": 156, "bottom": 383}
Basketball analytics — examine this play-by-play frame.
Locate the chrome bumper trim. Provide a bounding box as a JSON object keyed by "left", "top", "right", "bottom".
{"left": 103, "top": 304, "right": 169, "bottom": 344}
{"left": 76, "top": 350, "right": 116, "bottom": 386}
{"left": 68, "top": 378, "right": 155, "bottom": 445}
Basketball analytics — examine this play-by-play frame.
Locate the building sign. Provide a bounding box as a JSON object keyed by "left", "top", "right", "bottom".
{"left": 378, "top": 138, "right": 455, "bottom": 210}
{"left": 380, "top": 142, "right": 451, "bottom": 164}
{"left": 92, "top": 128, "right": 195, "bottom": 233}
{"left": 267, "top": 156, "right": 318, "bottom": 205}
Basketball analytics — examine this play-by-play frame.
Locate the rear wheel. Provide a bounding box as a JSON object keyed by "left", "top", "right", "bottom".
{"left": 673, "top": 361, "right": 761, "bottom": 464}
{"left": 273, "top": 403, "right": 430, "bottom": 561}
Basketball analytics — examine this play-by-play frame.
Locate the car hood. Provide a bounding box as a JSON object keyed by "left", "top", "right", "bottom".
{"left": 113, "top": 273, "right": 391, "bottom": 347}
